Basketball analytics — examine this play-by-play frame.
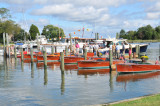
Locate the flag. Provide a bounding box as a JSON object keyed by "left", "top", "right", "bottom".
{"left": 74, "top": 32, "right": 75, "bottom": 34}
{"left": 78, "top": 29, "right": 81, "bottom": 31}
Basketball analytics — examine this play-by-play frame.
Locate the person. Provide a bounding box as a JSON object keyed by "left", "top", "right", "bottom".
{"left": 75, "top": 42, "right": 80, "bottom": 55}
{"left": 112, "top": 43, "right": 116, "bottom": 58}
{"left": 155, "top": 58, "right": 159, "bottom": 65}
{"left": 129, "top": 47, "right": 132, "bottom": 59}
{"left": 116, "top": 43, "right": 120, "bottom": 59}
{"left": 94, "top": 43, "right": 99, "bottom": 56}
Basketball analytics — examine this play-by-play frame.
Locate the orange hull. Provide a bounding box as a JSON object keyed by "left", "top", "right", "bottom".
{"left": 87, "top": 52, "right": 94, "bottom": 57}
{"left": 78, "top": 60, "right": 124, "bottom": 69}
{"left": 23, "top": 59, "right": 37, "bottom": 63}
{"left": 37, "top": 55, "right": 60, "bottom": 62}
{"left": 116, "top": 63, "right": 160, "bottom": 73}
{"left": 36, "top": 62, "right": 60, "bottom": 67}
{"left": 116, "top": 71, "right": 160, "bottom": 82}
{"left": 78, "top": 69, "right": 110, "bottom": 75}
{"left": 64, "top": 56, "right": 107, "bottom": 64}
{"left": 24, "top": 54, "right": 37, "bottom": 59}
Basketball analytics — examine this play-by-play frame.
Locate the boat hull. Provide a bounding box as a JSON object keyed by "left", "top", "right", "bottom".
{"left": 37, "top": 55, "right": 60, "bottom": 62}
{"left": 64, "top": 56, "right": 107, "bottom": 64}
{"left": 116, "top": 63, "right": 160, "bottom": 73}
{"left": 77, "top": 60, "right": 124, "bottom": 69}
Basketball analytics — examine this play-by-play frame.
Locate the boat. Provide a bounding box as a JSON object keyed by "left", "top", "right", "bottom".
{"left": 78, "top": 69, "right": 110, "bottom": 75}
{"left": 37, "top": 55, "right": 60, "bottom": 62}
{"left": 77, "top": 60, "right": 124, "bottom": 69}
{"left": 98, "top": 38, "right": 148, "bottom": 54}
{"left": 116, "top": 63, "right": 160, "bottom": 73}
{"left": 116, "top": 71, "right": 160, "bottom": 82}
{"left": 64, "top": 56, "right": 107, "bottom": 64}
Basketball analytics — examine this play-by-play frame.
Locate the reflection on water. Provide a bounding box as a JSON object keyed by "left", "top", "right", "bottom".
{"left": 0, "top": 43, "right": 160, "bottom": 106}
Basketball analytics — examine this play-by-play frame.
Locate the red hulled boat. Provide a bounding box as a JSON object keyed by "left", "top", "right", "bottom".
{"left": 64, "top": 56, "right": 107, "bottom": 64}
{"left": 116, "top": 63, "right": 160, "bottom": 73}
{"left": 78, "top": 69, "right": 110, "bottom": 75}
{"left": 77, "top": 60, "right": 124, "bottom": 69}
{"left": 37, "top": 55, "right": 60, "bottom": 62}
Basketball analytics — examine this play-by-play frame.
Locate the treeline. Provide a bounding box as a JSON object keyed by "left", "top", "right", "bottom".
{"left": 117, "top": 25, "right": 160, "bottom": 40}
{"left": 0, "top": 8, "right": 65, "bottom": 43}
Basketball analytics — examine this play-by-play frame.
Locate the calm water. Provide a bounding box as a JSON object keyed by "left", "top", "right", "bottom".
{"left": 0, "top": 42, "right": 160, "bottom": 106}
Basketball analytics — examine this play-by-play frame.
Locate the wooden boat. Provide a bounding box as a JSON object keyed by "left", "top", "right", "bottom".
{"left": 24, "top": 54, "right": 37, "bottom": 59}
{"left": 116, "top": 63, "right": 160, "bottom": 73}
{"left": 116, "top": 71, "right": 160, "bottom": 82}
{"left": 23, "top": 59, "right": 37, "bottom": 63}
{"left": 37, "top": 55, "right": 60, "bottom": 62}
{"left": 64, "top": 56, "right": 107, "bottom": 64}
{"left": 77, "top": 60, "right": 124, "bottom": 69}
{"left": 78, "top": 69, "right": 110, "bottom": 75}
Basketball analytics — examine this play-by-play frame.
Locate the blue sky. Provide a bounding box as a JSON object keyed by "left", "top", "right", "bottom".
{"left": 0, "top": 0, "right": 160, "bottom": 38}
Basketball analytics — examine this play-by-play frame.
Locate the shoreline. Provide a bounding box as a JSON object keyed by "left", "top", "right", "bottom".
{"left": 92, "top": 92, "right": 160, "bottom": 106}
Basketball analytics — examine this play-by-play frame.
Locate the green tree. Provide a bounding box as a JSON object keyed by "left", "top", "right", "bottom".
{"left": 29, "top": 24, "right": 39, "bottom": 40}
{"left": 42, "top": 25, "right": 64, "bottom": 41}
{"left": 0, "top": 8, "right": 11, "bottom": 21}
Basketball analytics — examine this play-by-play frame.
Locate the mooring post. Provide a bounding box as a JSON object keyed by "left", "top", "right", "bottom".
{"left": 138, "top": 45, "right": 140, "bottom": 59}
{"left": 37, "top": 33, "right": 40, "bottom": 51}
{"left": 14, "top": 46, "right": 17, "bottom": 59}
{"left": 65, "top": 46, "right": 68, "bottom": 56}
{"left": 21, "top": 47, "right": 24, "bottom": 62}
{"left": 30, "top": 48, "right": 34, "bottom": 63}
{"left": 84, "top": 48, "right": 87, "bottom": 60}
{"left": 3, "top": 33, "right": 6, "bottom": 57}
{"left": 109, "top": 49, "right": 113, "bottom": 71}
{"left": 129, "top": 44, "right": 132, "bottom": 59}
{"left": 6, "top": 33, "right": 10, "bottom": 58}
{"left": 136, "top": 45, "right": 139, "bottom": 58}
{"left": 69, "top": 33, "right": 72, "bottom": 52}
{"left": 55, "top": 46, "right": 57, "bottom": 53}
{"left": 51, "top": 46, "right": 55, "bottom": 54}
{"left": 60, "top": 52, "right": 64, "bottom": 72}
{"left": 43, "top": 48, "right": 47, "bottom": 68}
{"left": 159, "top": 44, "right": 160, "bottom": 61}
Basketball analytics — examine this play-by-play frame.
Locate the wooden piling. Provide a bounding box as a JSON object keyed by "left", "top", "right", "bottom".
{"left": 55, "top": 46, "right": 57, "bottom": 53}
{"left": 30, "top": 48, "right": 34, "bottom": 63}
{"left": 51, "top": 46, "right": 55, "bottom": 54}
{"left": 3, "top": 33, "right": 6, "bottom": 57}
{"left": 6, "top": 33, "right": 10, "bottom": 57}
{"left": 43, "top": 48, "right": 47, "bottom": 68}
{"left": 109, "top": 49, "right": 113, "bottom": 71}
{"left": 84, "top": 49, "right": 87, "bottom": 60}
{"left": 129, "top": 44, "right": 132, "bottom": 59}
{"left": 21, "top": 48, "right": 24, "bottom": 62}
{"left": 65, "top": 46, "right": 68, "bottom": 56}
{"left": 69, "top": 33, "right": 72, "bottom": 52}
{"left": 60, "top": 52, "right": 64, "bottom": 72}
{"left": 14, "top": 46, "right": 17, "bottom": 59}
{"left": 37, "top": 33, "right": 40, "bottom": 51}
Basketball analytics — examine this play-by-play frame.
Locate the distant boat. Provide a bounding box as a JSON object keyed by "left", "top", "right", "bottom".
{"left": 78, "top": 69, "right": 110, "bottom": 75}
{"left": 98, "top": 38, "right": 148, "bottom": 54}
{"left": 116, "top": 63, "right": 160, "bottom": 74}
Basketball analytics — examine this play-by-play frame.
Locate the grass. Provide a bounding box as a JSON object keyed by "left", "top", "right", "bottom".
{"left": 107, "top": 94, "right": 160, "bottom": 106}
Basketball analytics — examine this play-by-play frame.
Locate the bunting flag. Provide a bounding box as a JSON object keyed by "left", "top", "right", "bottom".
{"left": 74, "top": 32, "right": 75, "bottom": 34}
{"left": 78, "top": 29, "right": 81, "bottom": 31}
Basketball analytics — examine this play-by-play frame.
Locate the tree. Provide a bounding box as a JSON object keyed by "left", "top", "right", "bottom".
{"left": 119, "top": 29, "right": 126, "bottom": 38}
{"left": 0, "top": 8, "right": 11, "bottom": 21}
{"left": 42, "top": 25, "right": 65, "bottom": 41}
{"left": 29, "top": 24, "right": 39, "bottom": 40}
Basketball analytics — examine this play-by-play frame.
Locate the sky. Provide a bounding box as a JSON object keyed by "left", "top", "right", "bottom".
{"left": 1, "top": 0, "right": 160, "bottom": 38}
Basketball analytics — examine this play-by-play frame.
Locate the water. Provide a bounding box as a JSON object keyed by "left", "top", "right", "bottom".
{"left": 0, "top": 42, "right": 160, "bottom": 106}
